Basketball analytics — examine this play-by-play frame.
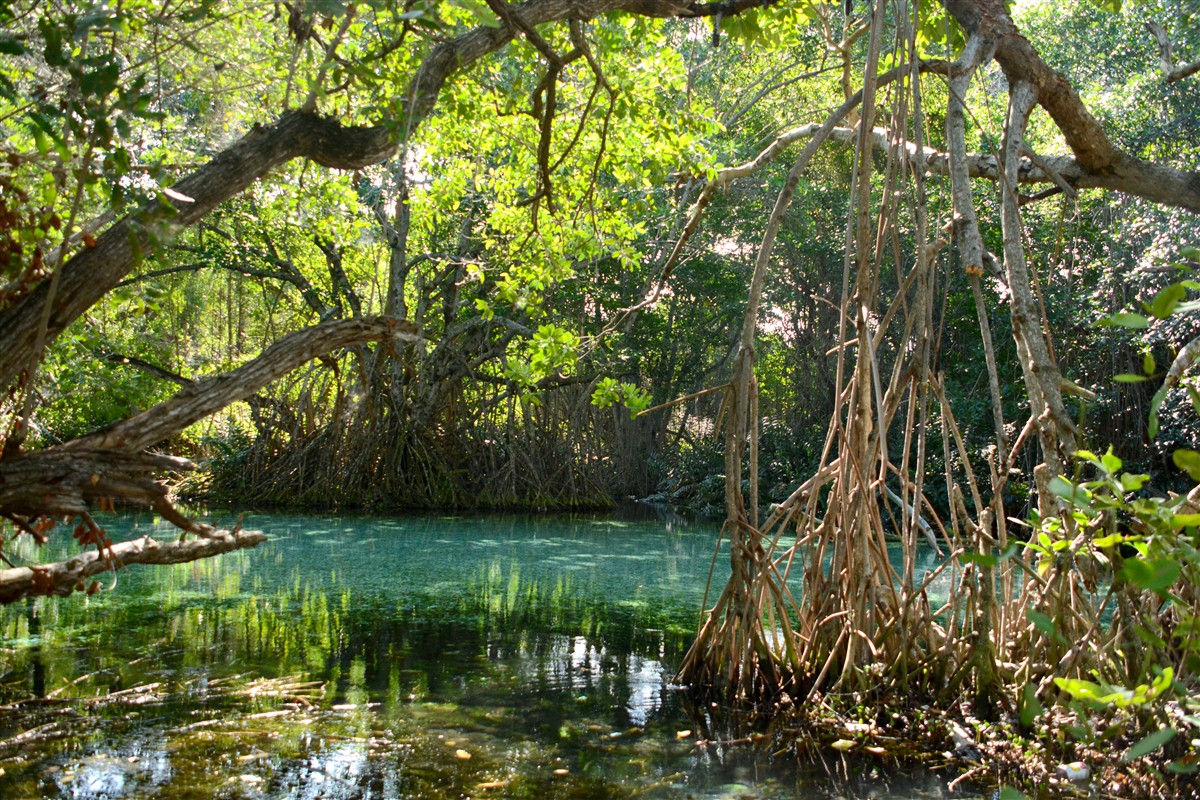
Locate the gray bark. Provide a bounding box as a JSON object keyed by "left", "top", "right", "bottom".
{"left": 0, "top": 529, "right": 267, "bottom": 604}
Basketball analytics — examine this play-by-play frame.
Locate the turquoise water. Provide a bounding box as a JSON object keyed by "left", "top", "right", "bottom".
{"left": 0, "top": 510, "right": 976, "bottom": 799}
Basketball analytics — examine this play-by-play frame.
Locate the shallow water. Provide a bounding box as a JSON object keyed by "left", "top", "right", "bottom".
{"left": 0, "top": 510, "right": 979, "bottom": 799}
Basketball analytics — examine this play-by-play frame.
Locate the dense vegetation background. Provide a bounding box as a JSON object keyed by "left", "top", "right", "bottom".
{"left": 3, "top": 0, "right": 1196, "bottom": 516}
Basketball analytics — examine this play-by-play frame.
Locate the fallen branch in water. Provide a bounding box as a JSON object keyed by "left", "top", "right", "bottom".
{"left": 0, "top": 528, "right": 267, "bottom": 603}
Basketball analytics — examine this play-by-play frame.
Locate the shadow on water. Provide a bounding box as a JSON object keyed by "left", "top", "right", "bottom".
{"left": 0, "top": 512, "right": 979, "bottom": 799}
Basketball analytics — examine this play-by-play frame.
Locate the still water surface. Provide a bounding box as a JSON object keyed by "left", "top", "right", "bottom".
{"left": 0, "top": 511, "right": 978, "bottom": 799}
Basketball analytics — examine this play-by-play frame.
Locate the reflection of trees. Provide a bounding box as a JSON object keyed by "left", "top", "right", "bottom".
{"left": 0, "top": 516, "right": 950, "bottom": 715}
{"left": 0, "top": 515, "right": 962, "bottom": 797}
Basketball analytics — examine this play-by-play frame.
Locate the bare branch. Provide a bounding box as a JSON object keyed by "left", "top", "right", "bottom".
{"left": 98, "top": 352, "right": 192, "bottom": 387}
{"left": 1146, "top": 21, "right": 1200, "bottom": 83}
{"left": 0, "top": 529, "right": 267, "bottom": 604}
{"left": 942, "top": 0, "right": 1200, "bottom": 211}
{"left": 67, "top": 317, "right": 419, "bottom": 453}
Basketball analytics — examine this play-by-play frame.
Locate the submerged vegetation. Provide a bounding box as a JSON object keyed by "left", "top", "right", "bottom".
{"left": 1, "top": 0, "right": 1200, "bottom": 795}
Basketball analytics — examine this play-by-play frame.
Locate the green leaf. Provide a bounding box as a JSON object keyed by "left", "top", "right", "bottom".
{"left": 1027, "top": 609, "right": 1057, "bottom": 638}
{"left": 1054, "top": 676, "right": 1106, "bottom": 703}
{"left": 74, "top": 7, "right": 124, "bottom": 38}
{"left": 1049, "top": 475, "right": 1094, "bottom": 513}
{"left": 78, "top": 59, "right": 121, "bottom": 98}
{"left": 1122, "top": 727, "right": 1175, "bottom": 762}
{"left": 1113, "top": 373, "right": 1147, "bottom": 383}
{"left": 1101, "top": 312, "right": 1148, "bottom": 329}
{"left": 1018, "top": 682, "right": 1043, "bottom": 728}
{"left": 447, "top": 0, "right": 500, "bottom": 27}
{"left": 1171, "top": 514, "right": 1200, "bottom": 528}
{"left": 1149, "top": 386, "right": 1168, "bottom": 439}
{"left": 1150, "top": 283, "right": 1188, "bottom": 319}
{"left": 38, "top": 17, "right": 68, "bottom": 67}
{"left": 998, "top": 788, "right": 1030, "bottom": 800}
{"left": 958, "top": 551, "right": 997, "bottom": 568}
{"left": 1143, "top": 352, "right": 1156, "bottom": 375}
{"left": 1180, "top": 245, "right": 1200, "bottom": 262}
{"left": 1121, "top": 558, "right": 1180, "bottom": 593}
{"left": 1173, "top": 449, "right": 1200, "bottom": 481}
{"left": 1120, "top": 472, "right": 1149, "bottom": 492}
{"left": 1166, "top": 758, "right": 1199, "bottom": 775}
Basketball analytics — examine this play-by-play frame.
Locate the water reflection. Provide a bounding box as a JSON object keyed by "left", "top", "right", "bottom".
{"left": 0, "top": 512, "right": 976, "bottom": 799}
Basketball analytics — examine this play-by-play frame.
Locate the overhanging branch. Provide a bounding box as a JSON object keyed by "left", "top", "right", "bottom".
{"left": 690, "top": 119, "right": 1186, "bottom": 209}
{"left": 0, "top": 0, "right": 759, "bottom": 392}
{"left": 68, "top": 316, "right": 419, "bottom": 453}
{"left": 0, "top": 529, "right": 268, "bottom": 604}
{"left": 941, "top": 0, "right": 1200, "bottom": 212}
{"left": 0, "top": 449, "right": 195, "bottom": 519}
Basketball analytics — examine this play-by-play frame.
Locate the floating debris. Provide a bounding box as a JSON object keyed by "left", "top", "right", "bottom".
{"left": 1056, "top": 762, "right": 1090, "bottom": 781}
{"left": 477, "top": 779, "right": 509, "bottom": 789}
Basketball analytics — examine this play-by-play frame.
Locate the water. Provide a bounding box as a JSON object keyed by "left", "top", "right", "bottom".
{"left": 0, "top": 511, "right": 978, "bottom": 799}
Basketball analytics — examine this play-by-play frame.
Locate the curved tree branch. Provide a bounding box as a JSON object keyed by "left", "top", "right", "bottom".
{"left": 1146, "top": 21, "right": 1200, "bottom": 83}
{"left": 940, "top": 0, "right": 1200, "bottom": 212}
{"left": 0, "top": 0, "right": 752, "bottom": 392}
{"left": 68, "top": 316, "right": 419, "bottom": 453}
{"left": 0, "top": 316, "right": 416, "bottom": 543}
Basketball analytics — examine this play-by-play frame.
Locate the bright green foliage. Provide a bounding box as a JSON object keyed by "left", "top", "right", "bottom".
{"left": 1029, "top": 243, "right": 1199, "bottom": 770}
{"left": 505, "top": 323, "right": 580, "bottom": 390}
{"left": 1042, "top": 447, "right": 1196, "bottom": 596}
{"left": 591, "top": 376, "right": 651, "bottom": 419}
{"left": 915, "top": 0, "right": 965, "bottom": 54}
{"left": 1054, "top": 668, "right": 1173, "bottom": 710}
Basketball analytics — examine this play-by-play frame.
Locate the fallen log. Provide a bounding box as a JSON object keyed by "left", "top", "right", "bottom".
{"left": 0, "top": 529, "right": 267, "bottom": 604}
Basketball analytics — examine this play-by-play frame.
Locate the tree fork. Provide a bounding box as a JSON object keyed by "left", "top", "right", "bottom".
{"left": 940, "top": 0, "right": 1200, "bottom": 211}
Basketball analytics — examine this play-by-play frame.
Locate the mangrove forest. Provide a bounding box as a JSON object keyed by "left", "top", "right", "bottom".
{"left": 1, "top": 0, "right": 1199, "bottom": 796}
